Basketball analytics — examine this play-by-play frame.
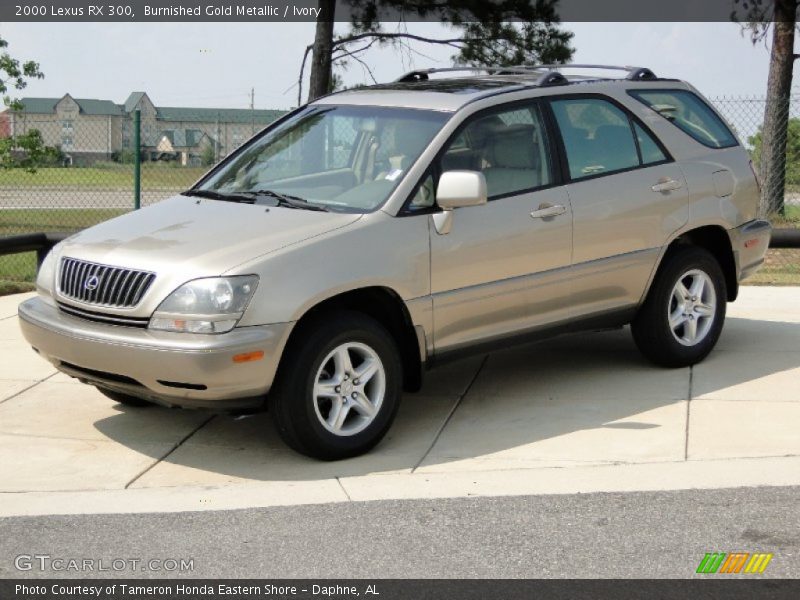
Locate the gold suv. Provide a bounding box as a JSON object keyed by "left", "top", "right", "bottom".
{"left": 19, "top": 65, "right": 771, "bottom": 459}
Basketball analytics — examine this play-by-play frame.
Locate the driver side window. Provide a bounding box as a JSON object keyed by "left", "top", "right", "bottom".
{"left": 437, "top": 101, "right": 553, "bottom": 199}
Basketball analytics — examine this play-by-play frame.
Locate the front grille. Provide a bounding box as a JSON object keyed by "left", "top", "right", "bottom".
{"left": 57, "top": 302, "right": 150, "bottom": 328}
{"left": 59, "top": 257, "right": 155, "bottom": 308}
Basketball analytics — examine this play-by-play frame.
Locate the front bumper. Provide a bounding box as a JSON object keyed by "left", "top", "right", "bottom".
{"left": 18, "top": 297, "right": 292, "bottom": 410}
{"left": 729, "top": 219, "right": 772, "bottom": 282}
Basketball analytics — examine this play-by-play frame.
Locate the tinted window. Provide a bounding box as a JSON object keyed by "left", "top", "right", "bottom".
{"left": 439, "top": 102, "right": 552, "bottom": 198}
{"left": 629, "top": 89, "right": 737, "bottom": 149}
{"left": 551, "top": 98, "right": 640, "bottom": 180}
{"left": 634, "top": 122, "right": 667, "bottom": 164}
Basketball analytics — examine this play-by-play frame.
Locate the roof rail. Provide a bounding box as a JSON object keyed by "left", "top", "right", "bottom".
{"left": 625, "top": 67, "right": 658, "bottom": 81}
{"left": 536, "top": 71, "right": 569, "bottom": 87}
{"left": 395, "top": 66, "right": 538, "bottom": 82}
{"left": 394, "top": 64, "right": 658, "bottom": 84}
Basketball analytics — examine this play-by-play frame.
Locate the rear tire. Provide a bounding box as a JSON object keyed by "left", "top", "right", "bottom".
{"left": 97, "top": 387, "right": 152, "bottom": 407}
{"left": 268, "top": 310, "right": 402, "bottom": 460}
{"left": 632, "top": 246, "right": 727, "bottom": 367}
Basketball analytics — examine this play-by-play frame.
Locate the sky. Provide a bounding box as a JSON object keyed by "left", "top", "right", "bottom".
{"left": 0, "top": 21, "right": 789, "bottom": 111}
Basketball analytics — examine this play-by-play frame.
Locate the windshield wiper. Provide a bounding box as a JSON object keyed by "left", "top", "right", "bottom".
{"left": 246, "top": 189, "right": 329, "bottom": 212}
{"left": 183, "top": 189, "right": 256, "bottom": 203}
{"left": 184, "top": 188, "right": 329, "bottom": 211}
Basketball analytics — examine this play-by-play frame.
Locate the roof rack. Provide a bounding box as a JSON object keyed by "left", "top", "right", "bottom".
{"left": 394, "top": 64, "right": 658, "bottom": 86}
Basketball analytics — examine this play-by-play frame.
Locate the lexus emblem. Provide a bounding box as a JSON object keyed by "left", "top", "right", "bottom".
{"left": 84, "top": 275, "right": 100, "bottom": 291}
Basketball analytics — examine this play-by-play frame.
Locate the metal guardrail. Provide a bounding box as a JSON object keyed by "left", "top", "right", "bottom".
{"left": 0, "top": 228, "right": 797, "bottom": 280}
{"left": 770, "top": 228, "right": 800, "bottom": 248}
{"left": 0, "top": 232, "right": 71, "bottom": 271}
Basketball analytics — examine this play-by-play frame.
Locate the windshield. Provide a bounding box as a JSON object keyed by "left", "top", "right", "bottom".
{"left": 195, "top": 104, "right": 450, "bottom": 212}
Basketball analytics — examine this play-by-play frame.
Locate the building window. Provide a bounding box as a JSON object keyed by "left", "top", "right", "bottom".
{"left": 61, "top": 136, "right": 74, "bottom": 150}
{"left": 61, "top": 119, "right": 74, "bottom": 132}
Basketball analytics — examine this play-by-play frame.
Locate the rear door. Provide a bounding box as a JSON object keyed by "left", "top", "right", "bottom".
{"left": 548, "top": 95, "right": 689, "bottom": 318}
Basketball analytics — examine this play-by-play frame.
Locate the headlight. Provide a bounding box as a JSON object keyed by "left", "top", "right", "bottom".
{"left": 149, "top": 276, "right": 258, "bottom": 334}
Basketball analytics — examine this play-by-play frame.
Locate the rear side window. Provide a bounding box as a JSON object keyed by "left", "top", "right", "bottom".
{"left": 550, "top": 98, "right": 640, "bottom": 180}
{"left": 629, "top": 89, "right": 737, "bottom": 149}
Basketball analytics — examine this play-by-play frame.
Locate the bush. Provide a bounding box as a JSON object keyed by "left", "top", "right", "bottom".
{"left": 201, "top": 144, "right": 216, "bottom": 166}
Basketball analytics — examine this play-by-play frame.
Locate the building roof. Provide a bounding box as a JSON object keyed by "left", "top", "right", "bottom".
{"left": 124, "top": 92, "right": 148, "bottom": 113}
{"left": 11, "top": 92, "right": 286, "bottom": 123}
{"left": 17, "top": 96, "right": 123, "bottom": 116}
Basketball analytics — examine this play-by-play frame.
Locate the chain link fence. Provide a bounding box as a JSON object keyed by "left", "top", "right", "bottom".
{"left": 0, "top": 107, "right": 282, "bottom": 291}
{"left": 711, "top": 95, "right": 800, "bottom": 284}
{"left": 1, "top": 95, "right": 798, "bottom": 290}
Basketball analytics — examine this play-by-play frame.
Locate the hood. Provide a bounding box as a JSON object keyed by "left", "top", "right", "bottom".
{"left": 59, "top": 195, "right": 362, "bottom": 277}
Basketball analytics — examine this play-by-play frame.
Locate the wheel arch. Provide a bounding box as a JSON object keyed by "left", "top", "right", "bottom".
{"left": 279, "top": 286, "right": 424, "bottom": 393}
{"left": 652, "top": 225, "right": 738, "bottom": 302}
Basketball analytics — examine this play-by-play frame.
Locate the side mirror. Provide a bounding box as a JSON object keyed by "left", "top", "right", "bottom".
{"left": 432, "top": 170, "right": 487, "bottom": 235}
{"left": 436, "top": 170, "right": 488, "bottom": 210}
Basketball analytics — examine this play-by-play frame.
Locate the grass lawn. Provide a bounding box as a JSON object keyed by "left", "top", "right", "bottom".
{"left": 0, "top": 208, "right": 126, "bottom": 237}
{"left": 0, "top": 277, "right": 35, "bottom": 295}
{"left": 0, "top": 166, "right": 207, "bottom": 189}
{"left": 769, "top": 205, "right": 800, "bottom": 228}
{"left": 744, "top": 248, "right": 800, "bottom": 286}
{"left": 0, "top": 253, "right": 37, "bottom": 292}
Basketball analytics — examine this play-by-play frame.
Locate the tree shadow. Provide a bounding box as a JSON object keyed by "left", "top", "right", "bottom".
{"left": 92, "top": 317, "right": 800, "bottom": 484}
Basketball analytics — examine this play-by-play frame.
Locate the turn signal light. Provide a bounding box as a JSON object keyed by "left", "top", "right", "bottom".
{"left": 233, "top": 350, "right": 265, "bottom": 363}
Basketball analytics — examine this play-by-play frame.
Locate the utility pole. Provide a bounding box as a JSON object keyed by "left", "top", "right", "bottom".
{"left": 216, "top": 113, "right": 221, "bottom": 162}
{"left": 133, "top": 109, "right": 141, "bottom": 210}
{"left": 250, "top": 87, "right": 255, "bottom": 136}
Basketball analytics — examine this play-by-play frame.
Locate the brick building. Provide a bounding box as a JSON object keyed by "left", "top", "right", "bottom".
{"left": 1, "top": 92, "right": 286, "bottom": 165}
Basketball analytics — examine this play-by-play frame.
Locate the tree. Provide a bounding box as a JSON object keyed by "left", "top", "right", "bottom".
{"left": 201, "top": 142, "right": 217, "bottom": 167}
{"left": 749, "top": 117, "right": 800, "bottom": 187}
{"left": 732, "top": 0, "right": 799, "bottom": 216}
{"left": 0, "top": 35, "right": 55, "bottom": 171}
{"left": 299, "top": 0, "right": 574, "bottom": 104}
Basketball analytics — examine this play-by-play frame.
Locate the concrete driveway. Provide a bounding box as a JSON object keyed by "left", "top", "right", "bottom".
{"left": 1, "top": 287, "right": 799, "bottom": 516}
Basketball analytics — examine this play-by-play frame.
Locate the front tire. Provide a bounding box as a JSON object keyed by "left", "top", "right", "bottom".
{"left": 268, "top": 311, "right": 402, "bottom": 460}
{"left": 632, "top": 246, "right": 727, "bottom": 367}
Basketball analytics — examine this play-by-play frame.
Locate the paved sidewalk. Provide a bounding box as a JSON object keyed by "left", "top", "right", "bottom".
{"left": 1, "top": 287, "right": 799, "bottom": 516}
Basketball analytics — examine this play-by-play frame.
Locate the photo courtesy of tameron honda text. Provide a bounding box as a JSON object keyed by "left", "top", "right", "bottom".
{"left": 19, "top": 58, "right": 770, "bottom": 461}
{"left": 15, "top": 583, "right": 371, "bottom": 596}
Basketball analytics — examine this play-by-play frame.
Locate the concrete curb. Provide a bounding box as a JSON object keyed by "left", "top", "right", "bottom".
{"left": 2, "top": 455, "right": 799, "bottom": 517}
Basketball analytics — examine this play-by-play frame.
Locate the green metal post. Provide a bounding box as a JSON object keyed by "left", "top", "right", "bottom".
{"left": 133, "top": 109, "right": 141, "bottom": 210}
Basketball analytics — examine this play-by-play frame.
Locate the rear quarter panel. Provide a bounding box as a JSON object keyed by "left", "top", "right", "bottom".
{"left": 677, "top": 148, "right": 759, "bottom": 232}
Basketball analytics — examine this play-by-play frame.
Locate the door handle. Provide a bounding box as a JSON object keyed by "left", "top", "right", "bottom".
{"left": 530, "top": 203, "right": 566, "bottom": 219}
{"left": 651, "top": 178, "right": 683, "bottom": 193}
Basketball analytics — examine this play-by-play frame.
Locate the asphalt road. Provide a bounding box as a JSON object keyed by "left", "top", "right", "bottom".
{"left": 1, "top": 485, "right": 797, "bottom": 579}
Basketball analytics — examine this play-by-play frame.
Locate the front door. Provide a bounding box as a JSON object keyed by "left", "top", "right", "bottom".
{"left": 429, "top": 100, "right": 573, "bottom": 355}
